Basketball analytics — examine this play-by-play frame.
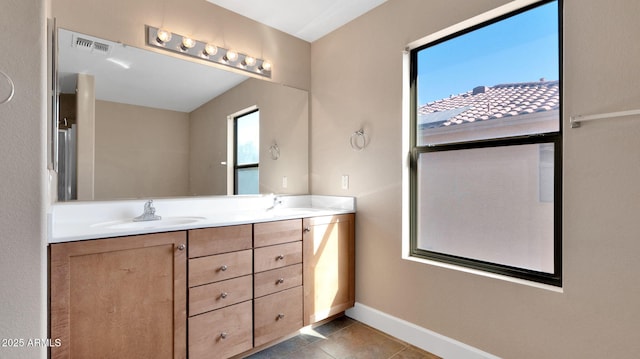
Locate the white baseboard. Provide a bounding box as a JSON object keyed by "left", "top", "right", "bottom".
{"left": 345, "top": 302, "right": 501, "bottom": 359}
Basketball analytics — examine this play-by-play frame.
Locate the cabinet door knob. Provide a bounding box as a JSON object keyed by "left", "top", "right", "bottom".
{"left": 177, "top": 244, "right": 186, "bottom": 251}
{"left": 277, "top": 313, "right": 285, "bottom": 320}
{"left": 276, "top": 278, "right": 285, "bottom": 284}
{"left": 304, "top": 227, "right": 311, "bottom": 232}
{"left": 220, "top": 292, "right": 228, "bottom": 299}
{"left": 219, "top": 265, "right": 228, "bottom": 271}
{"left": 276, "top": 254, "right": 284, "bottom": 261}
{"left": 220, "top": 332, "right": 228, "bottom": 339}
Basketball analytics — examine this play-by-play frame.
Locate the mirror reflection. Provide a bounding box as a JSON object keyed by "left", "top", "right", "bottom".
{"left": 56, "top": 28, "right": 309, "bottom": 201}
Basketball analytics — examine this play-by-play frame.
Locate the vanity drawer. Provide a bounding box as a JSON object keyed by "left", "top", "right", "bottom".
{"left": 254, "top": 241, "right": 302, "bottom": 273}
{"left": 188, "top": 224, "right": 252, "bottom": 258}
{"left": 254, "top": 219, "right": 301, "bottom": 247}
{"left": 254, "top": 286, "right": 303, "bottom": 347}
{"left": 188, "top": 300, "right": 253, "bottom": 359}
{"left": 254, "top": 263, "right": 303, "bottom": 298}
{"left": 189, "top": 275, "right": 253, "bottom": 316}
{"left": 189, "top": 249, "right": 252, "bottom": 287}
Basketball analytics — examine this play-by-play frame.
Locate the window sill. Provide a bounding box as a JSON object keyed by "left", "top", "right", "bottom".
{"left": 401, "top": 253, "right": 564, "bottom": 293}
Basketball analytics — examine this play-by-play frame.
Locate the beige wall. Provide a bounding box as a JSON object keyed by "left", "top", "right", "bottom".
{"left": 311, "top": 0, "right": 640, "bottom": 357}
{"left": 94, "top": 100, "right": 190, "bottom": 199}
{"left": 0, "top": 0, "right": 47, "bottom": 358}
{"left": 190, "top": 78, "right": 309, "bottom": 195}
{"left": 52, "top": 0, "right": 310, "bottom": 91}
{"left": 7, "top": 0, "right": 638, "bottom": 358}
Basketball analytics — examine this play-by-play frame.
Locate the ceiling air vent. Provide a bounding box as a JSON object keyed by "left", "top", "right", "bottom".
{"left": 74, "top": 36, "right": 94, "bottom": 50}
{"left": 92, "top": 41, "right": 110, "bottom": 54}
{"left": 72, "top": 35, "right": 111, "bottom": 55}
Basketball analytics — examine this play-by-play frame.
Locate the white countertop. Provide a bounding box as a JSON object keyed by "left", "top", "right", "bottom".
{"left": 49, "top": 195, "right": 355, "bottom": 243}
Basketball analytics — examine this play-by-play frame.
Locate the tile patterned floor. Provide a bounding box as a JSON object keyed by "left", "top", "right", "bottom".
{"left": 244, "top": 316, "right": 441, "bottom": 359}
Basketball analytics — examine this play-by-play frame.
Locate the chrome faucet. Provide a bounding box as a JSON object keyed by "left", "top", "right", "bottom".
{"left": 267, "top": 196, "right": 283, "bottom": 211}
{"left": 133, "top": 200, "right": 162, "bottom": 222}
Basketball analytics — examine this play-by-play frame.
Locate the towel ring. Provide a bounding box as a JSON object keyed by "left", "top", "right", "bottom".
{"left": 0, "top": 70, "right": 15, "bottom": 105}
{"left": 268, "top": 143, "right": 280, "bottom": 160}
{"left": 350, "top": 129, "right": 368, "bottom": 151}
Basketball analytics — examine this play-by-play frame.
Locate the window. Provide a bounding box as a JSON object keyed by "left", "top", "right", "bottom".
{"left": 234, "top": 109, "right": 260, "bottom": 194}
{"left": 408, "top": 0, "right": 562, "bottom": 286}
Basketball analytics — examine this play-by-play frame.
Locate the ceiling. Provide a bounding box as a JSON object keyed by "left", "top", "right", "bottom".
{"left": 205, "top": 0, "right": 388, "bottom": 42}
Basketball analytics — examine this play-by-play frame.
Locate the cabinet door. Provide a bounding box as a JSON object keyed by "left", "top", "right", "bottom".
{"left": 188, "top": 301, "right": 253, "bottom": 359}
{"left": 50, "top": 232, "right": 187, "bottom": 359}
{"left": 303, "top": 214, "right": 355, "bottom": 326}
{"left": 254, "top": 286, "right": 303, "bottom": 347}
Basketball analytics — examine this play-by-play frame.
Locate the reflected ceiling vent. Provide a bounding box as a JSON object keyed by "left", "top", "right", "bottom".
{"left": 72, "top": 34, "right": 111, "bottom": 55}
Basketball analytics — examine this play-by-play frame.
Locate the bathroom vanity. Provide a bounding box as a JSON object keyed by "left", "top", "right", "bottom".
{"left": 48, "top": 195, "right": 355, "bottom": 359}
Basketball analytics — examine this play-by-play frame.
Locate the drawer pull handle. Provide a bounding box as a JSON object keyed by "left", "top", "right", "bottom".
{"left": 220, "top": 292, "right": 228, "bottom": 299}
{"left": 276, "top": 254, "right": 285, "bottom": 261}
{"left": 177, "top": 244, "right": 186, "bottom": 251}
{"left": 277, "top": 313, "right": 285, "bottom": 320}
{"left": 276, "top": 278, "right": 285, "bottom": 284}
{"left": 219, "top": 265, "right": 228, "bottom": 272}
{"left": 220, "top": 332, "right": 228, "bottom": 339}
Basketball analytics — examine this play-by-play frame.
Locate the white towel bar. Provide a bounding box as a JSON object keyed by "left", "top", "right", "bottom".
{"left": 570, "top": 109, "right": 640, "bottom": 128}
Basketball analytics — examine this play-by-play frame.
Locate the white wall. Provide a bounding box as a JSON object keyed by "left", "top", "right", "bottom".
{"left": 0, "top": 0, "right": 47, "bottom": 358}
{"left": 311, "top": 0, "right": 640, "bottom": 357}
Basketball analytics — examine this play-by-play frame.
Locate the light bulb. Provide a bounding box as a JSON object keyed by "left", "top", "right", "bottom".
{"left": 224, "top": 50, "right": 238, "bottom": 63}
{"left": 243, "top": 56, "right": 256, "bottom": 67}
{"left": 156, "top": 29, "right": 172, "bottom": 44}
{"left": 259, "top": 61, "right": 272, "bottom": 72}
{"left": 203, "top": 43, "right": 218, "bottom": 57}
{"left": 180, "top": 37, "right": 196, "bottom": 51}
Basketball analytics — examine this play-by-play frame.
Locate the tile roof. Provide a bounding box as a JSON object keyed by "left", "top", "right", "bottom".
{"left": 418, "top": 80, "right": 559, "bottom": 128}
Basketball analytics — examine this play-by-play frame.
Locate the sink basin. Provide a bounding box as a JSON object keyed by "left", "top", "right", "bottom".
{"left": 91, "top": 216, "right": 206, "bottom": 230}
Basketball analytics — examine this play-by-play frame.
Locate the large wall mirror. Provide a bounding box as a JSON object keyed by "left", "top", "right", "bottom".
{"left": 55, "top": 28, "right": 309, "bottom": 201}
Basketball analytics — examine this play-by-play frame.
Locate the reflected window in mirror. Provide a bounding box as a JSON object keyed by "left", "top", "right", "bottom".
{"left": 234, "top": 109, "right": 260, "bottom": 194}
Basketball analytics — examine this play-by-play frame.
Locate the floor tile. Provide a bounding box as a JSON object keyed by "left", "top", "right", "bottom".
{"left": 315, "top": 322, "right": 405, "bottom": 359}
{"left": 282, "top": 345, "right": 336, "bottom": 359}
{"left": 244, "top": 336, "right": 310, "bottom": 359}
{"left": 313, "top": 316, "right": 356, "bottom": 337}
{"left": 244, "top": 316, "right": 441, "bottom": 359}
{"left": 390, "top": 346, "right": 442, "bottom": 359}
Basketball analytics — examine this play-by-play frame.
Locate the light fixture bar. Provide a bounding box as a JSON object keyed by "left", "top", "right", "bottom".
{"left": 145, "top": 25, "right": 272, "bottom": 78}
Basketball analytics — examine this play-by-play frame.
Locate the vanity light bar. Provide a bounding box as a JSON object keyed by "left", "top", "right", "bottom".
{"left": 145, "top": 25, "right": 272, "bottom": 78}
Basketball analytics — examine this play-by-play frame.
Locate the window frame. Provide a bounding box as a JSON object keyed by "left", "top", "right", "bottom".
{"left": 233, "top": 108, "right": 260, "bottom": 195}
{"left": 408, "top": 0, "right": 563, "bottom": 287}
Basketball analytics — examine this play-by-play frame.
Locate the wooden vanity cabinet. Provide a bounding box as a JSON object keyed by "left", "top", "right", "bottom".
{"left": 187, "top": 224, "right": 253, "bottom": 359}
{"left": 303, "top": 213, "right": 356, "bottom": 325}
{"left": 49, "top": 231, "right": 187, "bottom": 359}
{"left": 49, "top": 213, "right": 355, "bottom": 359}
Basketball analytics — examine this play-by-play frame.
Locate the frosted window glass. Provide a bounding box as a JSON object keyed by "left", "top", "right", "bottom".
{"left": 416, "top": 144, "right": 555, "bottom": 273}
